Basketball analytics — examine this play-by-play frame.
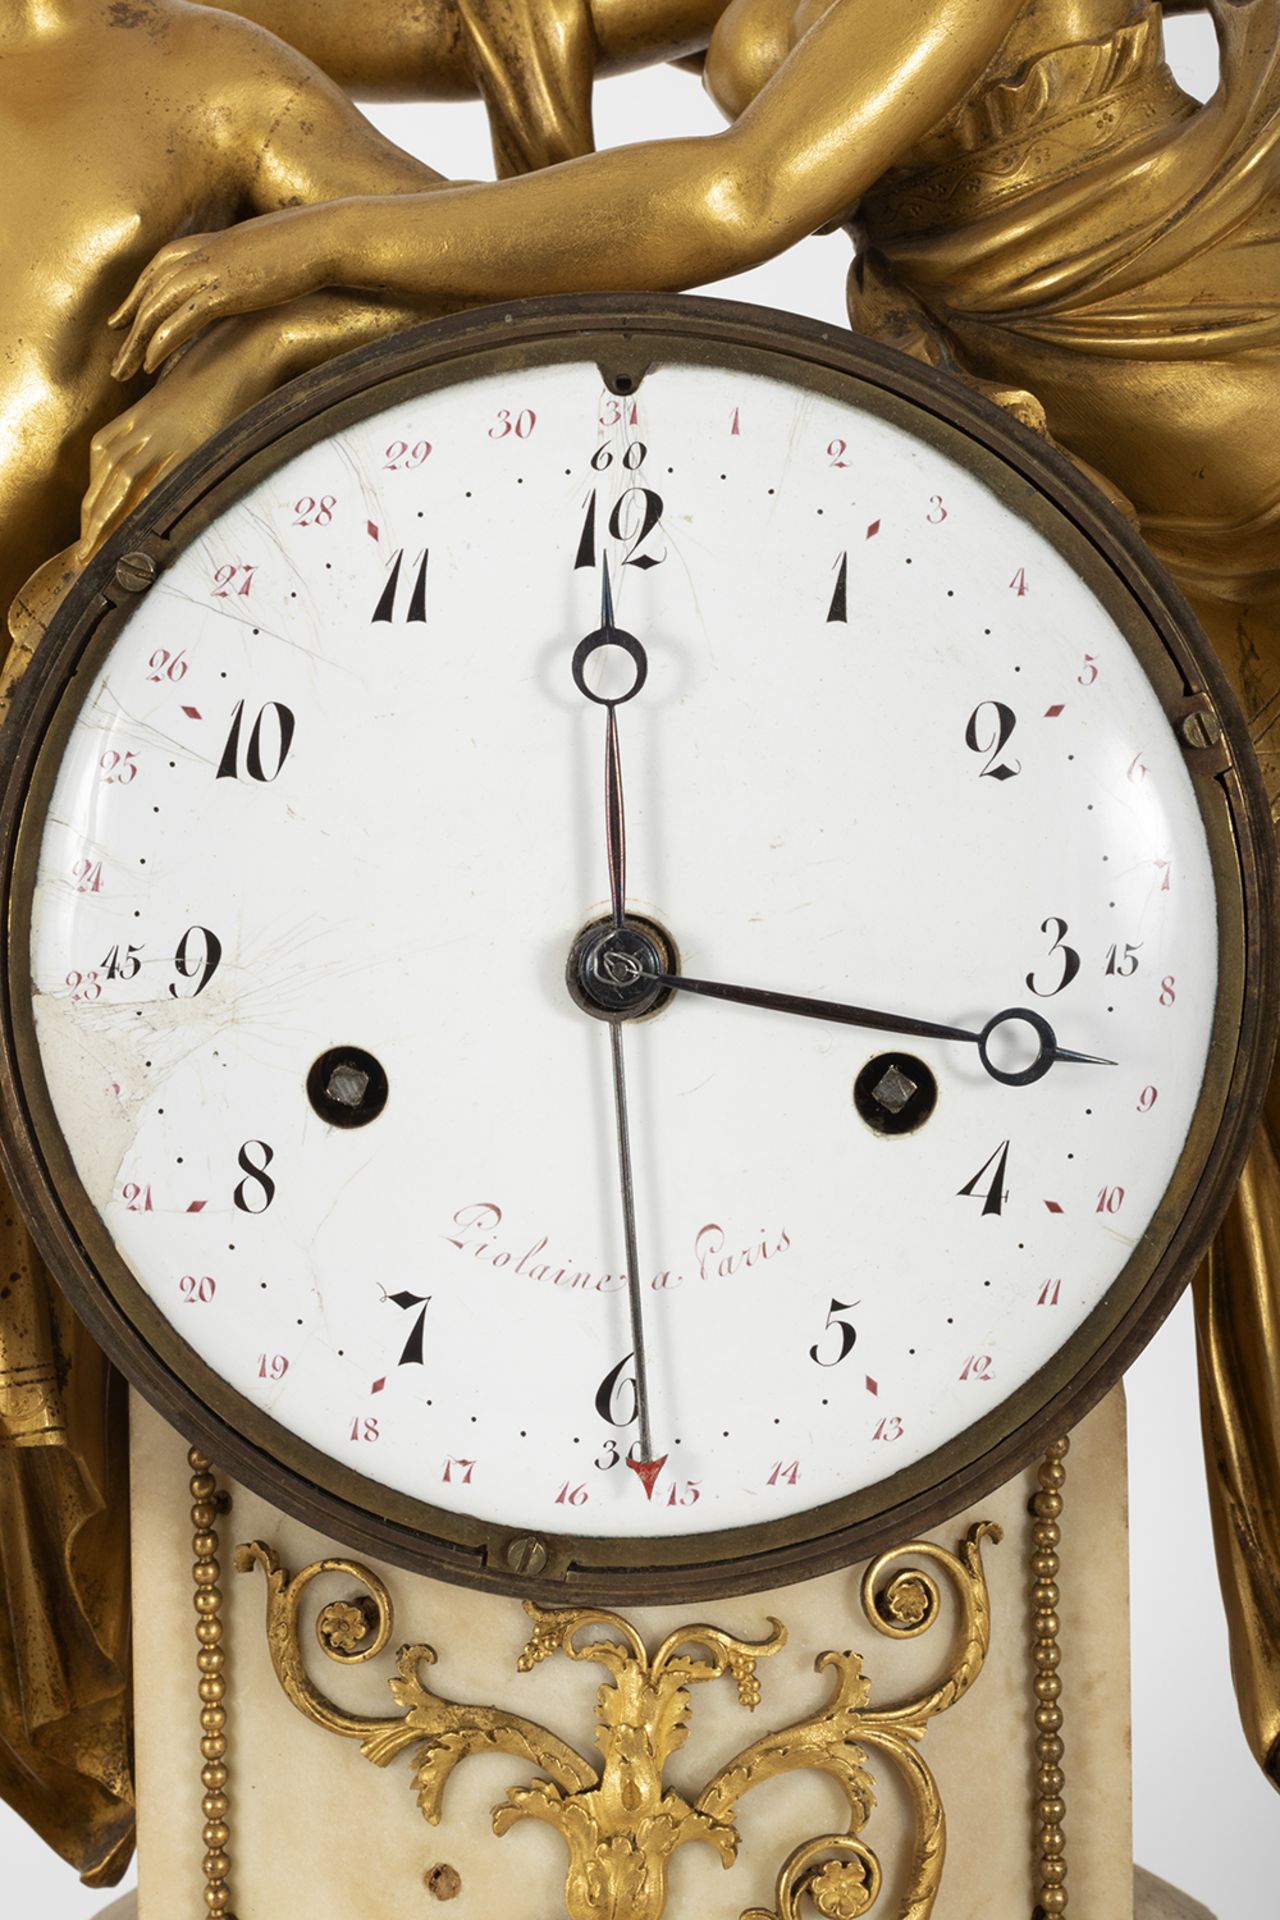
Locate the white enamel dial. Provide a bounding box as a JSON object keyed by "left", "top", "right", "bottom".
{"left": 24, "top": 332, "right": 1223, "bottom": 1556}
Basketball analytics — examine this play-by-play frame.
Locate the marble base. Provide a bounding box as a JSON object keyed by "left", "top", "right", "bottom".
{"left": 1134, "top": 1866, "right": 1217, "bottom": 1919}
{"left": 98, "top": 1866, "right": 1215, "bottom": 1919}
{"left": 130, "top": 1388, "right": 1136, "bottom": 1918}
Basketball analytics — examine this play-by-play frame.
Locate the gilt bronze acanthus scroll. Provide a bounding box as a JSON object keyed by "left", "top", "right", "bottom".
{"left": 238, "top": 1523, "right": 1001, "bottom": 1919}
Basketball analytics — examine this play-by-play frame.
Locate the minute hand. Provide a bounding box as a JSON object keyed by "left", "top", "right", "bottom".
{"left": 650, "top": 972, "right": 1115, "bottom": 1088}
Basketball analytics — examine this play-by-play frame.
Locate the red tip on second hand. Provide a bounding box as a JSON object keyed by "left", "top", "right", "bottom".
{"left": 626, "top": 1454, "right": 668, "bottom": 1501}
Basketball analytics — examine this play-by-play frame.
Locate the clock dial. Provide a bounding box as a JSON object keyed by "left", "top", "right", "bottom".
{"left": 3, "top": 303, "right": 1265, "bottom": 1597}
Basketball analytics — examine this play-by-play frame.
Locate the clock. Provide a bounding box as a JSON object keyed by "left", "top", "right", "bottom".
{"left": 0, "top": 296, "right": 1271, "bottom": 1603}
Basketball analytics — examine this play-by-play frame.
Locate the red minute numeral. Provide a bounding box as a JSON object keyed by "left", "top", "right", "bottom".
{"left": 257, "top": 1354, "right": 289, "bottom": 1381}
{"left": 1154, "top": 860, "right": 1172, "bottom": 891}
{"left": 960, "top": 1354, "right": 994, "bottom": 1381}
{"left": 729, "top": 406, "right": 741, "bottom": 436}
{"left": 122, "top": 1182, "right": 153, "bottom": 1211}
{"left": 1009, "top": 567, "right": 1028, "bottom": 595}
{"left": 767, "top": 1460, "right": 800, "bottom": 1486}
{"left": 872, "top": 1417, "right": 904, "bottom": 1442}
{"left": 1038, "top": 1279, "right": 1063, "bottom": 1306}
{"left": 927, "top": 494, "right": 947, "bottom": 523}
{"left": 1138, "top": 1085, "right": 1159, "bottom": 1112}
{"left": 666, "top": 1479, "right": 701, "bottom": 1508}
{"left": 72, "top": 858, "right": 103, "bottom": 893}
{"left": 383, "top": 438, "right": 432, "bottom": 471}
{"left": 490, "top": 407, "right": 536, "bottom": 440}
{"left": 1127, "top": 752, "right": 1148, "bottom": 784}
{"left": 1096, "top": 1186, "right": 1126, "bottom": 1214}
{"left": 1159, "top": 976, "right": 1177, "bottom": 1006}
{"left": 442, "top": 1457, "right": 476, "bottom": 1485}
{"left": 212, "top": 563, "right": 256, "bottom": 598}
{"left": 99, "top": 749, "right": 138, "bottom": 785}
{"left": 66, "top": 969, "right": 102, "bottom": 1002}
{"left": 293, "top": 495, "right": 335, "bottom": 528}
{"left": 555, "top": 1482, "right": 588, "bottom": 1506}
{"left": 349, "top": 1417, "right": 380, "bottom": 1443}
{"left": 180, "top": 1274, "right": 216, "bottom": 1304}
{"left": 1078, "top": 654, "right": 1099, "bottom": 686}
{"left": 599, "top": 397, "right": 637, "bottom": 429}
{"left": 827, "top": 437, "right": 850, "bottom": 468}
{"left": 147, "top": 647, "right": 188, "bottom": 682}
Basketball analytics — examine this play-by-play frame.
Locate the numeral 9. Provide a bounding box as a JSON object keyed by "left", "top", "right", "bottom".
{"left": 170, "top": 926, "right": 223, "bottom": 999}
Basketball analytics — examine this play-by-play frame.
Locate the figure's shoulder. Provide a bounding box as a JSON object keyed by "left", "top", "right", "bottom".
{"left": 160, "top": 2, "right": 327, "bottom": 97}
{"left": 154, "top": 1, "right": 345, "bottom": 145}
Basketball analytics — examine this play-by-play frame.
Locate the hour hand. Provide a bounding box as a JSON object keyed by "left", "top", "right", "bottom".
{"left": 651, "top": 970, "right": 1115, "bottom": 1088}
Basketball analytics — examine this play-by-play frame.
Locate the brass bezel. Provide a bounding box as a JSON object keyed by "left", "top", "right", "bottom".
{"left": 0, "top": 294, "right": 1273, "bottom": 1603}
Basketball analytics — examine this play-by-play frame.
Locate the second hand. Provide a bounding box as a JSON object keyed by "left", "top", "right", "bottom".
{"left": 608, "top": 1018, "right": 661, "bottom": 1479}
{"left": 590, "top": 555, "right": 664, "bottom": 1492}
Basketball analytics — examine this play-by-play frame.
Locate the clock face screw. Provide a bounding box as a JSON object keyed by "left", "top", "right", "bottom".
{"left": 505, "top": 1534, "right": 549, "bottom": 1576}
{"left": 114, "top": 550, "right": 157, "bottom": 594}
{"left": 854, "top": 1053, "right": 939, "bottom": 1135}
{"left": 1179, "top": 706, "right": 1222, "bottom": 750}
{"left": 307, "top": 1045, "right": 389, "bottom": 1128}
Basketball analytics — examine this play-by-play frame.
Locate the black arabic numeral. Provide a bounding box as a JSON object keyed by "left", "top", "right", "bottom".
{"left": 575, "top": 488, "right": 666, "bottom": 572}
{"left": 590, "top": 441, "right": 647, "bottom": 472}
{"left": 574, "top": 491, "right": 598, "bottom": 570}
{"left": 101, "top": 942, "right": 143, "bottom": 981}
{"left": 372, "top": 546, "right": 429, "bottom": 623}
{"left": 1105, "top": 941, "right": 1142, "bottom": 977}
{"left": 611, "top": 487, "right": 665, "bottom": 569}
{"left": 958, "top": 1140, "right": 1011, "bottom": 1217}
{"left": 389, "top": 1290, "right": 432, "bottom": 1366}
{"left": 595, "top": 1352, "right": 639, "bottom": 1427}
{"left": 965, "top": 701, "right": 1021, "bottom": 781}
{"left": 809, "top": 1297, "right": 859, "bottom": 1367}
{"left": 1027, "top": 917, "right": 1081, "bottom": 997}
{"left": 216, "top": 701, "right": 296, "bottom": 783}
{"left": 233, "top": 1140, "right": 276, "bottom": 1214}
{"left": 170, "top": 926, "right": 223, "bottom": 999}
{"left": 827, "top": 552, "right": 849, "bottom": 624}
